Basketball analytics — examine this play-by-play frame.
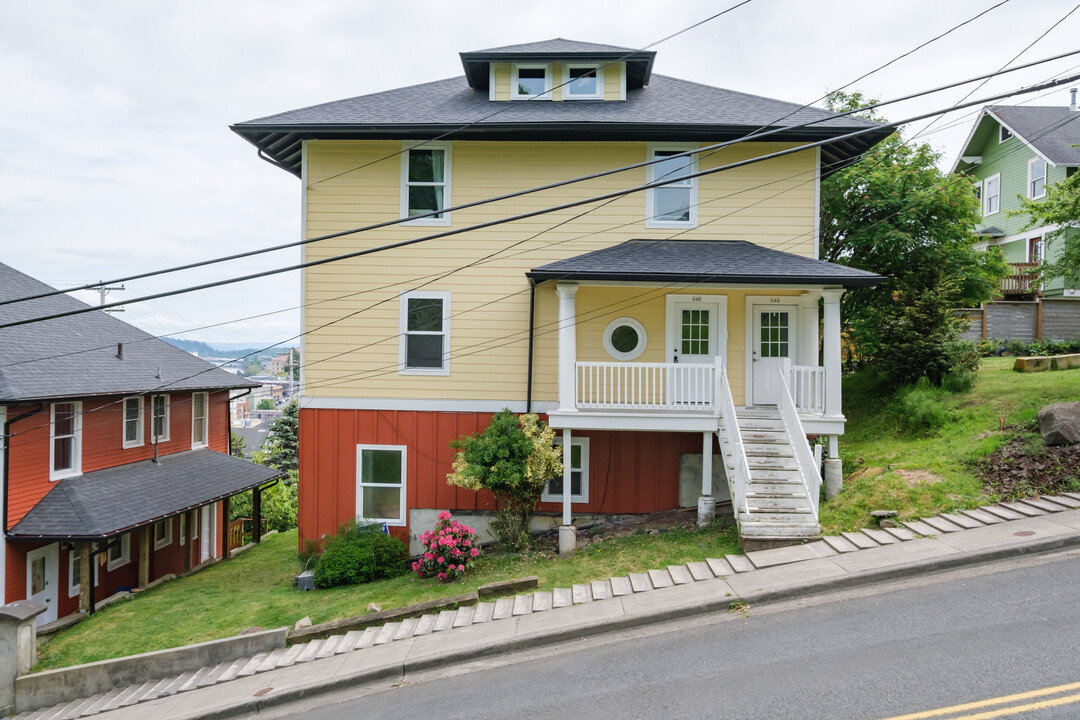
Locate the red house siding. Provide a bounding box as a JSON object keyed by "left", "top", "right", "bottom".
{"left": 298, "top": 408, "right": 703, "bottom": 548}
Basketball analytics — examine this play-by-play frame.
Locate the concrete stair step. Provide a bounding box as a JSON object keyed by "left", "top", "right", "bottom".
{"left": 648, "top": 569, "right": 674, "bottom": 589}
{"left": 705, "top": 557, "right": 734, "bottom": 576}
{"left": 374, "top": 622, "right": 401, "bottom": 644}
{"left": 472, "top": 603, "right": 495, "bottom": 624}
{"left": 196, "top": 662, "right": 232, "bottom": 687}
{"left": 315, "top": 635, "right": 343, "bottom": 658}
{"left": 83, "top": 688, "right": 125, "bottom": 715}
{"left": 629, "top": 572, "right": 653, "bottom": 592}
{"left": 178, "top": 666, "right": 214, "bottom": 692}
{"left": 59, "top": 692, "right": 110, "bottom": 719}
{"left": 939, "top": 512, "right": 983, "bottom": 529}
{"left": 959, "top": 508, "right": 1004, "bottom": 525}
{"left": 1017, "top": 497, "right": 1065, "bottom": 513}
{"left": 1044, "top": 494, "right": 1080, "bottom": 509}
{"left": 118, "top": 681, "right": 157, "bottom": 707}
{"left": 901, "top": 519, "right": 938, "bottom": 536}
{"left": 609, "top": 576, "right": 633, "bottom": 596}
{"left": 738, "top": 522, "right": 820, "bottom": 537}
{"left": 395, "top": 617, "right": 421, "bottom": 639}
{"left": 920, "top": 516, "right": 964, "bottom": 533}
{"left": 256, "top": 647, "right": 292, "bottom": 673}
{"left": 450, "top": 606, "right": 474, "bottom": 628}
{"left": 492, "top": 598, "right": 515, "bottom": 620}
{"left": 337, "top": 630, "right": 365, "bottom": 653}
{"left": 860, "top": 528, "right": 898, "bottom": 545}
{"left": 295, "top": 640, "right": 323, "bottom": 664}
{"left": 882, "top": 525, "right": 918, "bottom": 542}
{"left": 667, "top": 565, "right": 694, "bottom": 585}
{"left": 136, "top": 677, "right": 175, "bottom": 703}
{"left": 687, "top": 560, "right": 714, "bottom": 580}
{"left": 572, "top": 583, "right": 592, "bottom": 604}
{"left": 821, "top": 534, "right": 860, "bottom": 553}
{"left": 532, "top": 591, "right": 553, "bottom": 611}
{"left": 98, "top": 684, "right": 143, "bottom": 713}
{"left": 159, "top": 672, "right": 194, "bottom": 697}
{"left": 996, "top": 501, "right": 1046, "bottom": 517}
{"left": 552, "top": 587, "right": 573, "bottom": 607}
{"left": 512, "top": 595, "right": 533, "bottom": 615}
{"left": 413, "top": 613, "right": 438, "bottom": 634}
{"left": 841, "top": 531, "right": 880, "bottom": 549}
{"left": 724, "top": 555, "right": 755, "bottom": 573}
{"left": 980, "top": 505, "right": 1026, "bottom": 521}
{"left": 356, "top": 626, "right": 379, "bottom": 649}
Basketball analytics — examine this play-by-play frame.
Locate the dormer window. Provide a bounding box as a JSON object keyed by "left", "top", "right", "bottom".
{"left": 512, "top": 64, "right": 552, "bottom": 100}
{"left": 563, "top": 64, "right": 603, "bottom": 100}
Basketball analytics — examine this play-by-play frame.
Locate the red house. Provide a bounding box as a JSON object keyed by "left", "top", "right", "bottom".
{"left": 1, "top": 263, "right": 282, "bottom": 626}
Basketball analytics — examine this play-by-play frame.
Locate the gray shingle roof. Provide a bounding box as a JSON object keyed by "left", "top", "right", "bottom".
{"left": 0, "top": 263, "right": 258, "bottom": 402}
{"left": 463, "top": 39, "right": 640, "bottom": 55}
{"left": 8, "top": 449, "right": 282, "bottom": 540}
{"left": 990, "top": 106, "right": 1080, "bottom": 165}
{"left": 526, "top": 239, "right": 885, "bottom": 288}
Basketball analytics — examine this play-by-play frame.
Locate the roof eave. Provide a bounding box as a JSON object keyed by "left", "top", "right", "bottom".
{"left": 525, "top": 270, "right": 885, "bottom": 288}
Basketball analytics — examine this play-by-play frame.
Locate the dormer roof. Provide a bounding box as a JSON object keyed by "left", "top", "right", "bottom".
{"left": 459, "top": 37, "right": 655, "bottom": 90}
{"left": 953, "top": 105, "right": 1080, "bottom": 173}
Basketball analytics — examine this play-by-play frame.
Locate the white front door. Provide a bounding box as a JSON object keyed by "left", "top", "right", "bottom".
{"left": 200, "top": 505, "right": 212, "bottom": 562}
{"left": 751, "top": 304, "right": 799, "bottom": 405}
{"left": 667, "top": 296, "right": 726, "bottom": 404}
{"left": 27, "top": 543, "right": 59, "bottom": 626}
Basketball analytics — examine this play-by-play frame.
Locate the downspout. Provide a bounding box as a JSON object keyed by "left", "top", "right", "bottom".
{"left": 526, "top": 281, "right": 536, "bottom": 414}
{"left": 3, "top": 403, "right": 46, "bottom": 541}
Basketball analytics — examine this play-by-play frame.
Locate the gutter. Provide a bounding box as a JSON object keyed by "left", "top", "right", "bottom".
{"left": 3, "top": 403, "right": 46, "bottom": 539}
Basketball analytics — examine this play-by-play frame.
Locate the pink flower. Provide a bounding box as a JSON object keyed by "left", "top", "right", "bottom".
{"left": 470, "top": 548, "right": 480, "bottom": 557}
{"left": 438, "top": 510, "right": 451, "bottom": 521}
{"left": 424, "top": 552, "right": 432, "bottom": 560}
{"left": 437, "top": 556, "right": 444, "bottom": 564}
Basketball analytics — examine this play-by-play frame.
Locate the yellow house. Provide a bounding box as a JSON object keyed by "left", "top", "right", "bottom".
{"left": 232, "top": 39, "right": 889, "bottom": 551}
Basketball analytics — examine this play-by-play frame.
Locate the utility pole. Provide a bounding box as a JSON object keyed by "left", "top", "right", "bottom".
{"left": 92, "top": 283, "right": 126, "bottom": 313}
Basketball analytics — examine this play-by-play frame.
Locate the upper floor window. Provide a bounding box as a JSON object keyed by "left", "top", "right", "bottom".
{"left": 122, "top": 396, "right": 143, "bottom": 449}
{"left": 50, "top": 401, "right": 81, "bottom": 480}
{"left": 151, "top": 394, "right": 170, "bottom": 443}
{"left": 563, "top": 64, "right": 603, "bottom": 100}
{"left": 983, "top": 173, "right": 1000, "bottom": 216}
{"left": 401, "top": 142, "right": 451, "bottom": 226}
{"left": 192, "top": 392, "right": 209, "bottom": 448}
{"left": 1029, "top": 158, "right": 1047, "bottom": 199}
{"left": 512, "top": 64, "right": 552, "bottom": 100}
{"left": 646, "top": 144, "right": 698, "bottom": 228}
{"left": 399, "top": 290, "right": 450, "bottom": 375}
{"left": 1030, "top": 236, "right": 1044, "bottom": 263}
{"left": 999, "top": 125, "right": 1013, "bottom": 143}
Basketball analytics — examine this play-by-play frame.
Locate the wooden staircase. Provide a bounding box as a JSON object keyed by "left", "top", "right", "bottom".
{"left": 719, "top": 407, "right": 820, "bottom": 545}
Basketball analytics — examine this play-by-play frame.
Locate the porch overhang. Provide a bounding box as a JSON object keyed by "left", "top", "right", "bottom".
{"left": 547, "top": 410, "right": 720, "bottom": 433}
{"left": 7, "top": 450, "right": 283, "bottom": 541}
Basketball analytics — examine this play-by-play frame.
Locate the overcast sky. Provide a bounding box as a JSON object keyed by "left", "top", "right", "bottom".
{"left": 2, "top": 0, "right": 1078, "bottom": 349}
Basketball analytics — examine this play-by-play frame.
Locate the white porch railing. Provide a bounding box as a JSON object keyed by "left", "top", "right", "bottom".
{"left": 576, "top": 361, "right": 714, "bottom": 412}
{"left": 775, "top": 365, "right": 823, "bottom": 519}
{"left": 789, "top": 365, "right": 825, "bottom": 415}
{"left": 715, "top": 356, "right": 750, "bottom": 518}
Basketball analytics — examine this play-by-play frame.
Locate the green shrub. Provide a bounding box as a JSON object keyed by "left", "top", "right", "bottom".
{"left": 941, "top": 370, "right": 976, "bottom": 393}
{"left": 975, "top": 338, "right": 1000, "bottom": 357}
{"left": 898, "top": 378, "right": 949, "bottom": 433}
{"left": 313, "top": 522, "right": 408, "bottom": 588}
{"left": 1006, "top": 339, "right": 1029, "bottom": 357}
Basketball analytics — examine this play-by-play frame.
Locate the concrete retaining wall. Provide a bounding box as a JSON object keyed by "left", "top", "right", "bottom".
{"left": 14, "top": 627, "right": 288, "bottom": 713}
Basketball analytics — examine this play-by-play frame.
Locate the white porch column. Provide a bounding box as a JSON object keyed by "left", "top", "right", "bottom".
{"left": 561, "top": 428, "right": 573, "bottom": 526}
{"left": 701, "top": 431, "right": 713, "bottom": 497}
{"left": 799, "top": 292, "right": 820, "bottom": 367}
{"left": 556, "top": 282, "right": 579, "bottom": 413}
{"left": 821, "top": 289, "right": 844, "bottom": 418}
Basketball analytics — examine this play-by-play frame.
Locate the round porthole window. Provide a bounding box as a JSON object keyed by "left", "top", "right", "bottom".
{"left": 603, "top": 318, "right": 647, "bottom": 361}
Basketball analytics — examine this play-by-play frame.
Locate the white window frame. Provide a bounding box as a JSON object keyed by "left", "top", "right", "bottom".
{"left": 1028, "top": 157, "right": 1047, "bottom": 199}
{"left": 122, "top": 396, "right": 144, "bottom": 449}
{"left": 400, "top": 141, "right": 452, "bottom": 227}
{"left": 68, "top": 549, "right": 79, "bottom": 598}
{"left": 511, "top": 63, "right": 553, "bottom": 100}
{"left": 399, "top": 290, "right": 451, "bottom": 375}
{"left": 50, "top": 401, "right": 82, "bottom": 481}
{"left": 983, "top": 173, "right": 1001, "bottom": 216}
{"left": 355, "top": 444, "right": 407, "bottom": 527}
{"left": 154, "top": 518, "right": 173, "bottom": 550}
{"left": 603, "top": 317, "right": 648, "bottom": 361}
{"left": 191, "top": 392, "right": 209, "bottom": 449}
{"left": 151, "top": 394, "right": 170, "bottom": 443}
{"left": 562, "top": 63, "right": 604, "bottom": 100}
{"left": 543, "top": 436, "right": 590, "bottom": 503}
{"left": 999, "top": 125, "right": 1013, "bottom": 143}
{"left": 106, "top": 534, "right": 130, "bottom": 571}
{"left": 646, "top": 143, "right": 699, "bottom": 229}
{"left": 179, "top": 513, "right": 187, "bottom": 546}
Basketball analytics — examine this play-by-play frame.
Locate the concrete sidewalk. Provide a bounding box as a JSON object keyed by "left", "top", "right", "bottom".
{"left": 23, "top": 498, "right": 1080, "bottom": 720}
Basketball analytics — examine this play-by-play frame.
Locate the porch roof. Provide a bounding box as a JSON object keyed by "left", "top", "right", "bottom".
{"left": 526, "top": 239, "right": 886, "bottom": 287}
{"left": 8, "top": 450, "right": 283, "bottom": 541}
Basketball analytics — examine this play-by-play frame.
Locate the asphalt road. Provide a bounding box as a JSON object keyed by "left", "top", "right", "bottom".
{"left": 276, "top": 550, "right": 1080, "bottom": 719}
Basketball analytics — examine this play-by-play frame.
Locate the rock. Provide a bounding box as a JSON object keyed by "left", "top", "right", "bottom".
{"left": 879, "top": 519, "right": 898, "bottom": 528}
{"left": 1037, "top": 402, "right": 1080, "bottom": 446}
{"left": 367, "top": 603, "right": 382, "bottom": 614}
{"left": 294, "top": 616, "right": 312, "bottom": 630}
{"left": 295, "top": 570, "right": 315, "bottom": 591}
{"left": 870, "top": 510, "right": 899, "bottom": 519}
{"left": 239, "top": 626, "right": 264, "bottom": 635}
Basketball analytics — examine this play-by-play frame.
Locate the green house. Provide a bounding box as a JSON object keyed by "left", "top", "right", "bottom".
{"left": 954, "top": 100, "right": 1080, "bottom": 300}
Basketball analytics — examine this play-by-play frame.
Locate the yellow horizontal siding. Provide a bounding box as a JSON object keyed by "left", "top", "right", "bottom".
{"left": 303, "top": 140, "right": 818, "bottom": 402}
{"left": 605, "top": 62, "right": 623, "bottom": 101}
{"left": 493, "top": 63, "right": 511, "bottom": 101}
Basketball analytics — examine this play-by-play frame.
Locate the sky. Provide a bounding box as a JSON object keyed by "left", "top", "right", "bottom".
{"left": 2, "top": 0, "right": 1078, "bottom": 350}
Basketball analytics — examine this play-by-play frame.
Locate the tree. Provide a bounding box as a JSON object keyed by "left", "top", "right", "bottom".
{"left": 244, "top": 362, "right": 261, "bottom": 376}
{"left": 820, "top": 92, "right": 1006, "bottom": 384}
{"left": 263, "top": 400, "right": 299, "bottom": 473}
{"left": 256, "top": 398, "right": 275, "bottom": 411}
{"left": 229, "top": 430, "right": 247, "bottom": 459}
{"left": 1015, "top": 170, "right": 1080, "bottom": 287}
{"left": 446, "top": 411, "right": 562, "bottom": 550}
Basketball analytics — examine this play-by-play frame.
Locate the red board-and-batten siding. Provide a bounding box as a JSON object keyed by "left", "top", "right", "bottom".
{"left": 298, "top": 408, "right": 704, "bottom": 547}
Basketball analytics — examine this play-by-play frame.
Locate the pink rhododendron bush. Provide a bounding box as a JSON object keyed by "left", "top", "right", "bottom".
{"left": 412, "top": 511, "right": 481, "bottom": 582}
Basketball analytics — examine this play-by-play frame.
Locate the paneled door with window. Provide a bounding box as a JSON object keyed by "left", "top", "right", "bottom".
{"left": 666, "top": 296, "right": 725, "bottom": 405}
{"left": 751, "top": 304, "right": 799, "bottom": 405}
{"left": 27, "top": 543, "right": 59, "bottom": 625}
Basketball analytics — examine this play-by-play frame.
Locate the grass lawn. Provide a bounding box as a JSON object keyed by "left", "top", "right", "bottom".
{"left": 34, "top": 519, "right": 740, "bottom": 671}
{"left": 820, "top": 357, "right": 1080, "bottom": 533}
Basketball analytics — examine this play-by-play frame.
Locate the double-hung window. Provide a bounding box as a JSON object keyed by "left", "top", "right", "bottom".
{"left": 154, "top": 519, "right": 172, "bottom": 549}
{"left": 151, "top": 394, "right": 170, "bottom": 443}
{"left": 563, "top": 64, "right": 603, "bottom": 100}
{"left": 983, "top": 174, "right": 1001, "bottom": 216}
{"left": 356, "top": 445, "right": 406, "bottom": 526}
{"left": 543, "top": 437, "right": 589, "bottom": 503}
{"left": 191, "top": 392, "right": 209, "bottom": 448}
{"left": 122, "top": 396, "right": 143, "bottom": 449}
{"left": 1029, "top": 158, "right": 1047, "bottom": 199}
{"left": 512, "top": 64, "right": 552, "bottom": 99}
{"left": 399, "top": 290, "right": 450, "bottom": 374}
{"left": 646, "top": 144, "right": 698, "bottom": 228}
{"left": 50, "top": 401, "right": 81, "bottom": 480}
{"left": 106, "top": 534, "right": 130, "bottom": 571}
{"left": 401, "top": 142, "right": 451, "bottom": 225}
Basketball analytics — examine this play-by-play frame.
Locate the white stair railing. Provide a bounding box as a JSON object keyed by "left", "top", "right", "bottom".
{"left": 714, "top": 356, "right": 751, "bottom": 518}
{"left": 774, "top": 365, "right": 823, "bottom": 518}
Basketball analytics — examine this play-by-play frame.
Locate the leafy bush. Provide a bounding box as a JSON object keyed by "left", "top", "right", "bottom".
{"left": 229, "top": 477, "right": 298, "bottom": 533}
{"left": 872, "top": 287, "right": 978, "bottom": 387}
{"left": 412, "top": 511, "right": 481, "bottom": 582}
{"left": 975, "top": 338, "right": 1001, "bottom": 357}
{"left": 1006, "top": 339, "right": 1029, "bottom": 357}
{"left": 313, "top": 521, "right": 408, "bottom": 588}
{"left": 898, "top": 378, "right": 949, "bottom": 433}
{"left": 941, "top": 370, "right": 976, "bottom": 393}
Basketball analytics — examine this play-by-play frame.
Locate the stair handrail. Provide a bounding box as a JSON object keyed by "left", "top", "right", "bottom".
{"left": 774, "top": 364, "right": 823, "bottom": 518}
{"left": 714, "top": 356, "right": 751, "bottom": 518}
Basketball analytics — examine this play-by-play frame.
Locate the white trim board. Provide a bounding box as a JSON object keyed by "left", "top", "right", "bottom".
{"left": 300, "top": 397, "right": 559, "bottom": 414}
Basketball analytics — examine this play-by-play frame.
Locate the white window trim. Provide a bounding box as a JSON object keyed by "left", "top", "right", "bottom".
{"left": 191, "top": 392, "right": 209, "bottom": 449}
{"left": 106, "top": 534, "right": 131, "bottom": 571}
{"left": 151, "top": 394, "right": 170, "bottom": 443}
{"left": 543, "top": 436, "right": 590, "bottom": 503}
{"left": 646, "top": 143, "right": 699, "bottom": 229}
{"left": 511, "top": 63, "right": 553, "bottom": 100}
{"left": 603, "top": 317, "right": 648, "bottom": 361}
{"left": 68, "top": 549, "right": 79, "bottom": 598}
{"left": 356, "top": 444, "right": 407, "bottom": 527}
{"left": 122, "top": 396, "right": 144, "bottom": 449}
{"left": 399, "top": 290, "right": 451, "bottom": 376}
{"left": 400, "top": 141, "right": 452, "bottom": 227}
{"left": 154, "top": 518, "right": 173, "bottom": 550}
{"left": 1028, "top": 157, "right": 1047, "bottom": 200}
{"left": 562, "top": 63, "right": 604, "bottom": 100}
{"left": 983, "top": 173, "right": 1001, "bottom": 217}
{"left": 49, "top": 401, "right": 82, "bottom": 481}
